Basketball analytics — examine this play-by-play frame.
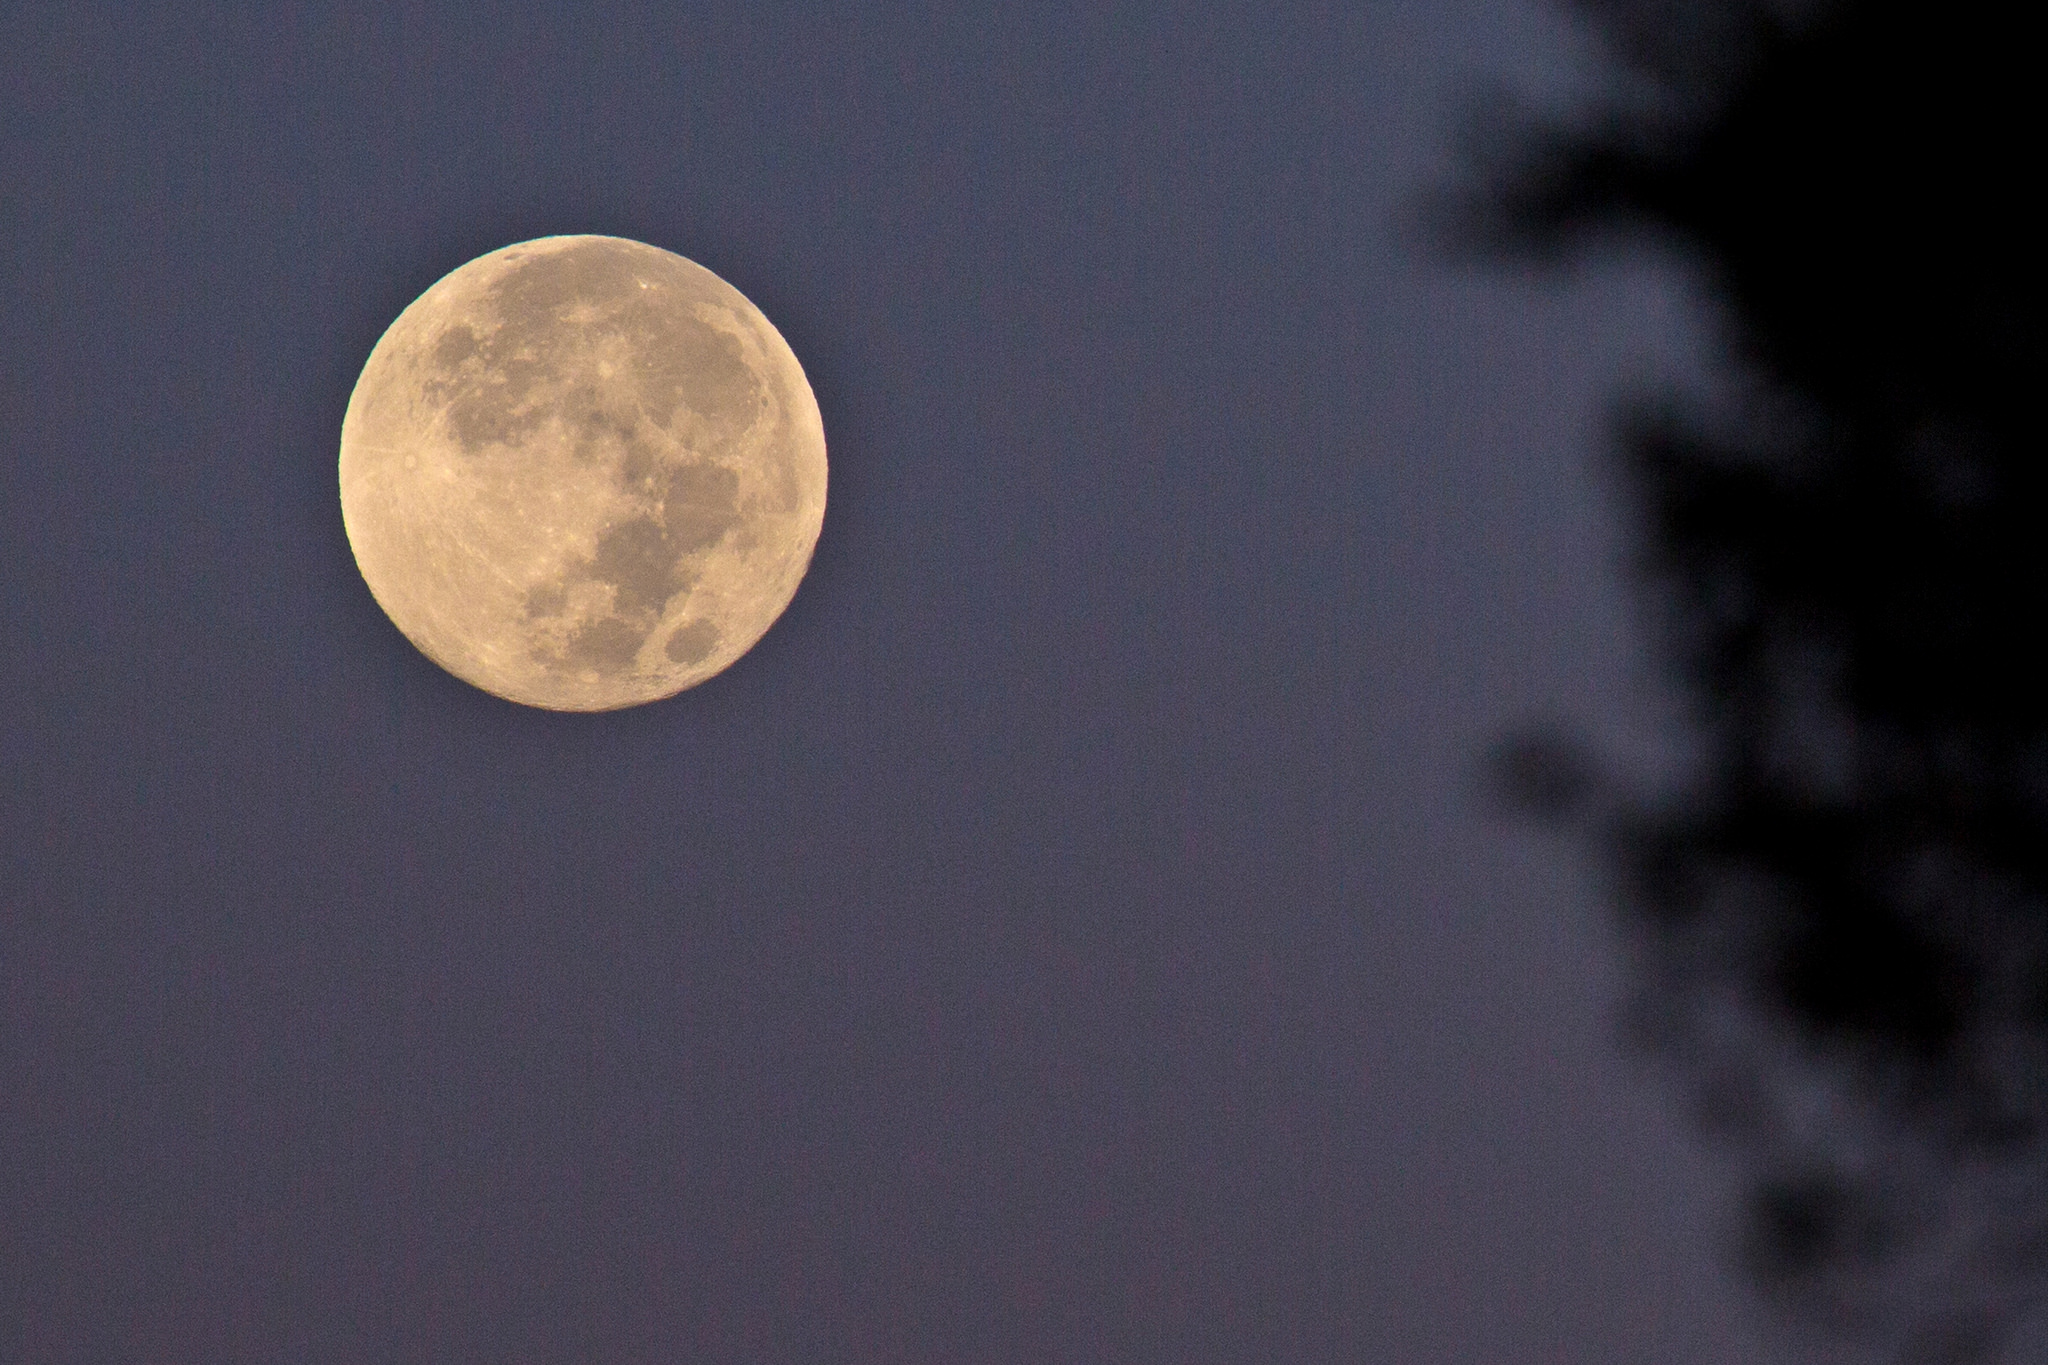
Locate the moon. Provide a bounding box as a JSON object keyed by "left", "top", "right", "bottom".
{"left": 339, "top": 235, "right": 826, "bottom": 711}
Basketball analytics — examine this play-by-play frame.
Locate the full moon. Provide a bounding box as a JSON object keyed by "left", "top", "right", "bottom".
{"left": 339, "top": 235, "right": 827, "bottom": 710}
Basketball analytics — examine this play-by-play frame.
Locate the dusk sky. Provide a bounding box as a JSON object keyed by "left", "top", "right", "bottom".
{"left": 3, "top": 4, "right": 1786, "bottom": 1360}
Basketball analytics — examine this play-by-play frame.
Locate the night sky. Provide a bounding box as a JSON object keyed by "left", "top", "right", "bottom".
{"left": 4, "top": 4, "right": 1778, "bottom": 1360}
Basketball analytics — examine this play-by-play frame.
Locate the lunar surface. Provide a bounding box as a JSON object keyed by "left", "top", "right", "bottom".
{"left": 339, "top": 235, "right": 827, "bottom": 710}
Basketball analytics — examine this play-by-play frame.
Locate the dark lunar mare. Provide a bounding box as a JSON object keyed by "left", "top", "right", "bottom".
{"left": 1456, "top": 2, "right": 2048, "bottom": 1360}
{"left": 425, "top": 239, "right": 755, "bottom": 677}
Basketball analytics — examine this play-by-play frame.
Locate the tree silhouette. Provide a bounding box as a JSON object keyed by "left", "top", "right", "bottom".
{"left": 1458, "top": 2, "right": 2048, "bottom": 1359}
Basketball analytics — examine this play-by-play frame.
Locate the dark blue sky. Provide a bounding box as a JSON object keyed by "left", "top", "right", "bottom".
{"left": 3, "top": 3, "right": 1774, "bottom": 1360}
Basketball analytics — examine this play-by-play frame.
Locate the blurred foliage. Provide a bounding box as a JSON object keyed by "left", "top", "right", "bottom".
{"left": 1461, "top": 2, "right": 2048, "bottom": 1359}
